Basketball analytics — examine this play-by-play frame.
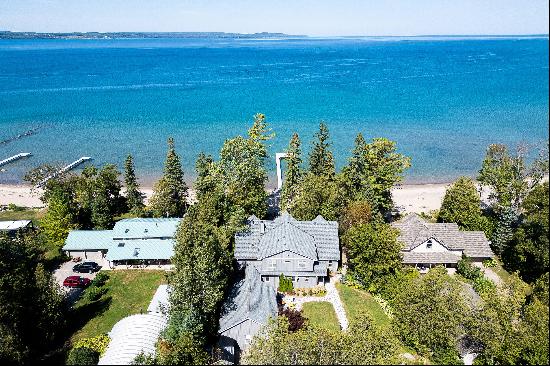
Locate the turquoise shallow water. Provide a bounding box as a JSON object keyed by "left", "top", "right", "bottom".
{"left": 0, "top": 37, "right": 548, "bottom": 185}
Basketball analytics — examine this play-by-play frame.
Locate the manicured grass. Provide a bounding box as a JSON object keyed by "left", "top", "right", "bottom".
{"left": 302, "top": 302, "right": 340, "bottom": 332}
{"left": 70, "top": 270, "right": 167, "bottom": 342}
{"left": 336, "top": 283, "right": 390, "bottom": 328}
{"left": 0, "top": 207, "right": 45, "bottom": 224}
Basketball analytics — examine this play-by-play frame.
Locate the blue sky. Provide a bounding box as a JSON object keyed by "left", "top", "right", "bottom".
{"left": 1, "top": 0, "right": 548, "bottom": 36}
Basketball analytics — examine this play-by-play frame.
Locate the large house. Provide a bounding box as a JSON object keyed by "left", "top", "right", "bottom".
{"left": 392, "top": 214, "right": 494, "bottom": 270}
{"left": 62, "top": 218, "right": 181, "bottom": 268}
{"left": 218, "top": 265, "right": 278, "bottom": 363}
{"left": 234, "top": 212, "right": 340, "bottom": 289}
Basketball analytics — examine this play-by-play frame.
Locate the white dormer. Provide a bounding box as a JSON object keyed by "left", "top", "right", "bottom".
{"left": 412, "top": 238, "right": 448, "bottom": 253}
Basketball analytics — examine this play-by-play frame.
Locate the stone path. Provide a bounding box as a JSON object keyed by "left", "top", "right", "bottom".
{"left": 284, "top": 275, "right": 349, "bottom": 330}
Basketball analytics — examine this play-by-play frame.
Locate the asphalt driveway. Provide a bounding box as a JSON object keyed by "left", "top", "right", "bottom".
{"left": 54, "top": 260, "right": 100, "bottom": 304}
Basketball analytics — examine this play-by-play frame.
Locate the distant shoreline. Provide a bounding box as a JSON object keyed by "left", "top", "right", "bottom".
{"left": 0, "top": 31, "right": 547, "bottom": 40}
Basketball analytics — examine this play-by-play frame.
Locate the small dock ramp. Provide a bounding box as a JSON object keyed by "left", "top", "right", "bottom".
{"left": 0, "top": 153, "right": 32, "bottom": 168}
{"left": 36, "top": 156, "right": 92, "bottom": 188}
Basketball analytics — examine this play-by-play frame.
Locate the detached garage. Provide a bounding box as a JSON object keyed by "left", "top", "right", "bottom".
{"left": 63, "top": 230, "right": 112, "bottom": 267}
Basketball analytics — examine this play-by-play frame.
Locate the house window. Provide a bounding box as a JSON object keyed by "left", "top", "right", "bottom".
{"left": 269, "top": 260, "right": 276, "bottom": 269}
{"left": 298, "top": 260, "right": 306, "bottom": 268}
{"left": 426, "top": 239, "right": 433, "bottom": 249}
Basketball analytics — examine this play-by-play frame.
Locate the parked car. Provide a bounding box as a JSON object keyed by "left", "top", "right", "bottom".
{"left": 73, "top": 261, "right": 100, "bottom": 273}
{"left": 63, "top": 276, "right": 91, "bottom": 288}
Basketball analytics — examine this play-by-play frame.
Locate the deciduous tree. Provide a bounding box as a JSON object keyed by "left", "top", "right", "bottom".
{"left": 344, "top": 222, "right": 403, "bottom": 292}
{"left": 438, "top": 177, "right": 491, "bottom": 233}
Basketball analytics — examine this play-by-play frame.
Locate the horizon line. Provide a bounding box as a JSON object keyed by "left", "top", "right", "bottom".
{"left": 1, "top": 30, "right": 549, "bottom": 38}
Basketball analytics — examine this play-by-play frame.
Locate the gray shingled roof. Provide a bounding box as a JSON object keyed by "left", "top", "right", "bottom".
{"left": 235, "top": 212, "right": 339, "bottom": 261}
{"left": 392, "top": 214, "right": 494, "bottom": 262}
{"left": 218, "top": 266, "right": 278, "bottom": 334}
{"left": 258, "top": 221, "right": 317, "bottom": 260}
{"left": 403, "top": 251, "right": 461, "bottom": 264}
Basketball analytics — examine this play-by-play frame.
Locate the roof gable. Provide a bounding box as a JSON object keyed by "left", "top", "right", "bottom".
{"left": 393, "top": 214, "right": 494, "bottom": 259}
{"left": 235, "top": 212, "right": 340, "bottom": 261}
{"left": 218, "top": 266, "right": 277, "bottom": 333}
{"left": 258, "top": 221, "right": 317, "bottom": 260}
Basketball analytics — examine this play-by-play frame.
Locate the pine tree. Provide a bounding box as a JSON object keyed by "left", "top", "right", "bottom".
{"left": 124, "top": 154, "right": 145, "bottom": 215}
{"left": 308, "top": 122, "right": 335, "bottom": 178}
{"left": 281, "top": 133, "right": 303, "bottom": 210}
{"left": 150, "top": 137, "right": 188, "bottom": 217}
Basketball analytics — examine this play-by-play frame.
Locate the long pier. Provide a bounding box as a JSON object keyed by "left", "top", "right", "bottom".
{"left": 0, "top": 152, "right": 32, "bottom": 168}
{"left": 36, "top": 156, "right": 92, "bottom": 188}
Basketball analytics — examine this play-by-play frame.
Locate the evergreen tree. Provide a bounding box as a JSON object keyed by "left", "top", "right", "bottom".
{"left": 490, "top": 205, "right": 517, "bottom": 256}
{"left": 0, "top": 234, "right": 65, "bottom": 364}
{"left": 150, "top": 137, "right": 188, "bottom": 217}
{"left": 308, "top": 122, "right": 335, "bottom": 178}
{"left": 168, "top": 205, "right": 232, "bottom": 341}
{"left": 124, "top": 154, "right": 145, "bottom": 215}
{"left": 345, "top": 133, "right": 369, "bottom": 195}
{"left": 281, "top": 133, "right": 303, "bottom": 211}
{"left": 438, "top": 177, "right": 491, "bottom": 233}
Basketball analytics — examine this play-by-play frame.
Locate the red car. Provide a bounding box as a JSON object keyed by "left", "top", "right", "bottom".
{"left": 63, "top": 276, "right": 91, "bottom": 288}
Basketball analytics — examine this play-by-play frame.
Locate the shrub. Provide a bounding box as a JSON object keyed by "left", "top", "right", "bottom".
{"left": 66, "top": 346, "right": 100, "bottom": 365}
{"left": 482, "top": 258, "right": 498, "bottom": 268}
{"left": 278, "top": 274, "right": 294, "bottom": 293}
{"left": 73, "top": 334, "right": 110, "bottom": 355}
{"left": 91, "top": 271, "right": 110, "bottom": 287}
{"left": 473, "top": 276, "right": 496, "bottom": 295}
{"left": 457, "top": 257, "right": 483, "bottom": 281}
{"left": 85, "top": 286, "right": 108, "bottom": 301}
{"left": 279, "top": 308, "right": 307, "bottom": 332}
{"left": 7, "top": 203, "right": 25, "bottom": 211}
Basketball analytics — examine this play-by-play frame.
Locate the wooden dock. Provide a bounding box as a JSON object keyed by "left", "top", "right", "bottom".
{"left": 0, "top": 152, "right": 32, "bottom": 168}
{"left": 36, "top": 156, "right": 92, "bottom": 188}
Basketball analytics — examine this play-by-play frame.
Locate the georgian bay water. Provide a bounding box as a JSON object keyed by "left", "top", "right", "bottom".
{"left": 0, "top": 37, "right": 548, "bottom": 186}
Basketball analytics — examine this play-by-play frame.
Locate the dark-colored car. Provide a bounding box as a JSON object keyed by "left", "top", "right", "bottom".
{"left": 63, "top": 276, "right": 91, "bottom": 288}
{"left": 73, "top": 261, "right": 100, "bottom": 273}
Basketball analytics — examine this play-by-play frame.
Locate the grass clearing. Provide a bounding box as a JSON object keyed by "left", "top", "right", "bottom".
{"left": 0, "top": 207, "right": 45, "bottom": 224}
{"left": 336, "top": 283, "right": 390, "bottom": 328}
{"left": 70, "top": 270, "right": 167, "bottom": 342}
{"left": 302, "top": 301, "right": 340, "bottom": 332}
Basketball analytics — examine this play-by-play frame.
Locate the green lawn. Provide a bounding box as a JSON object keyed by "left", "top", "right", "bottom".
{"left": 302, "top": 302, "right": 340, "bottom": 332}
{"left": 0, "top": 207, "right": 45, "bottom": 224}
{"left": 336, "top": 283, "right": 390, "bottom": 328}
{"left": 70, "top": 270, "right": 167, "bottom": 342}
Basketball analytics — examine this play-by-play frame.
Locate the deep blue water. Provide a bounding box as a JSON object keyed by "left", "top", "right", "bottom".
{"left": 0, "top": 37, "right": 548, "bottom": 186}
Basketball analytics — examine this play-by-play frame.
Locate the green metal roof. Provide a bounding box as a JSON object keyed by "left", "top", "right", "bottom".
{"left": 112, "top": 218, "right": 181, "bottom": 240}
{"left": 106, "top": 239, "right": 175, "bottom": 261}
{"left": 62, "top": 218, "right": 181, "bottom": 261}
{"left": 63, "top": 230, "right": 113, "bottom": 251}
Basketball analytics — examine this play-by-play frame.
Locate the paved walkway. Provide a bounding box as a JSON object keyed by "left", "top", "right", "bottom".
{"left": 284, "top": 275, "right": 349, "bottom": 330}
{"left": 472, "top": 262, "right": 502, "bottom": 287}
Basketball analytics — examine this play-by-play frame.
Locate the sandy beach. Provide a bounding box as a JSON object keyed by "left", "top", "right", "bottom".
{"left": 0, "top": 182, "right": 452, "bottom": 214}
